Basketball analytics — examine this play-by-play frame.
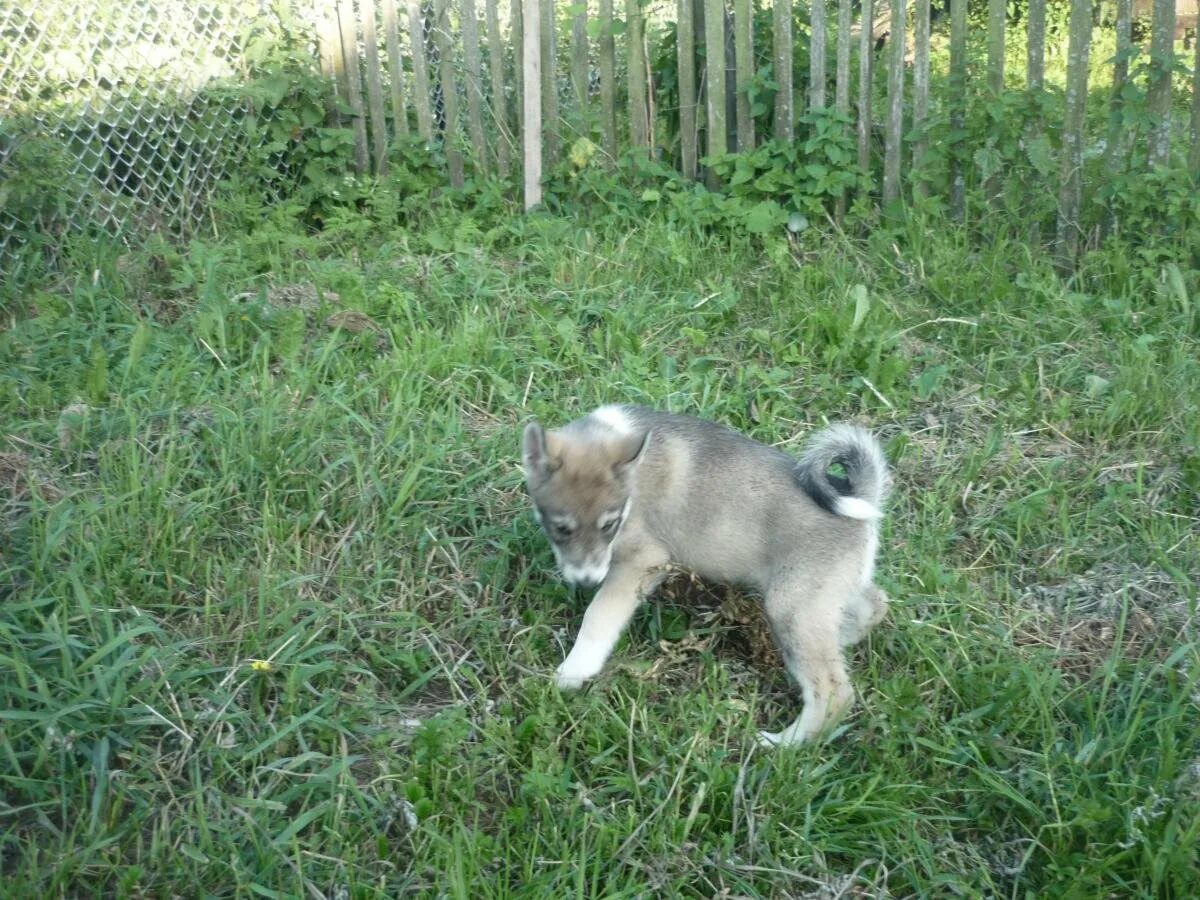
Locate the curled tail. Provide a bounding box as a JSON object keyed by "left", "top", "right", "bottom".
{"left": 796, "top": 424, "right": 891, "bottom": 521}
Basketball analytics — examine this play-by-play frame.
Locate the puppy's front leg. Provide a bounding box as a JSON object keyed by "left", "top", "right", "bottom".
{"left": 555, "top": 561, "right": 665, "bottom": 690}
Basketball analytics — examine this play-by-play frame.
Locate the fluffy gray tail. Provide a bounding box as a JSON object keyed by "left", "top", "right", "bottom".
{"left": 795, "top": 424, "right": 891, "bottom": 520}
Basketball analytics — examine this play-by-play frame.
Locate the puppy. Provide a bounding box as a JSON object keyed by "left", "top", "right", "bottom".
{"left": 522, "top": 404, "right": 891, "bottom": 747}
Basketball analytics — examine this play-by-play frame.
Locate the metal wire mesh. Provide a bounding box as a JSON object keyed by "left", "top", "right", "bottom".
{"left": 0, "top": 0, "right": 302, "bottom": 259}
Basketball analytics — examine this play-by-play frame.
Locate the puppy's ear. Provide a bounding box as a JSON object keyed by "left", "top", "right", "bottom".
{"left": 522, "top": 421, "right": 559, "bottom": 482}
{"left": 612, "top": 429, "right": 651, "bottom": 477}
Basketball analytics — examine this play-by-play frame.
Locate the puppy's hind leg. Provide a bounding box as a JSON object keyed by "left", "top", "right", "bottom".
{"left": 758, "top": 583, "right": 855, "bottom": 749}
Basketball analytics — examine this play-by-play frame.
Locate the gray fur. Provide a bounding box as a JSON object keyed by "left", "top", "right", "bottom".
{"left": 521, "top": 404, "right": 892, "bottom": 748}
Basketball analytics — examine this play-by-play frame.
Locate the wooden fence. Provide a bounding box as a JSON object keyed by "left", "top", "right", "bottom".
{"left": 319, "top": 0, "right": 1200, "bottom": 260}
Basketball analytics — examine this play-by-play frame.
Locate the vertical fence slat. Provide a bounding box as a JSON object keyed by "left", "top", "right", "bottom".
{"left": 1027, "top": 0, "right": 1046, "bottom": 93}
{"left": 1055, "top": 0, "right": 1093, "bottom": 267}
{"left": 724, "top": 5, "right": 737, "bottom": 153}
{"left": 524, "top": 0, "right": 543, "bottom": 207}
{"left": 1103, "top": 0, "right": 1131, "bottom": 178}
{"left": 362, "top": 0, "right": 390, "bottom": 174}
{"left": 541, "top": 0, "right": 559, "bottom": 165}
{"left": 983, "top": 0, "right": 1005, "bottom": 200}
{"left": 1022, "top": 0, "right": 1046, "bottom": 239}
{"left": 434, "top": 0, "right": 465, "bottom": 186}
{"left": 1191, "top": 25, "right": 1200, "bottom": 174}
{"left": 856, "top": 0, "right": 874, "bottom": 185}
{"left": 319, "top": 6, "right": 342, "bottom": 123}
{"left": 834, "top": 0, "right": 852, "bottom": 217}
{"left": 338, "top": 0, "right": 370, "bottom": 175}
{"left": 987, "top": 0, "right": 1005, "bottom": 95}
{"left": 462, "top": 0, "right": 489, "bottom": 171}
{"left": 628, "top": 0, "right": 650, "bottom": 149}
{"left": 384, "top": 1, "right": 411, "bottom": 138}
{"left": 835, "top": 0, "right": 851, "bottom": 115}
{"left": 513, "top": 0, "right": 525, "bottom": 144}
{"left": 912, "top": 0, "right": 929, "bottom": 199}
{"left": 705, "top": 0, "right": 727, "bottom": 184}
{"left": 485, "top": 0, "right": 511, "bottom": 176}
{"left": 734, "top": 0, "right": 754, "bottom": 150}
{"left": 571, "top": 2, "right": 588, "bottom": 110}
{"left": 1147, "top": 0, "right": 1176, "bottom": 168}
{"left": 948, "top": 0, "right": 967, "bottom": 218}
{"left": 598, "top": 0, "right": 617, "bottom": 159}
{"left": 882, "top": 0, "right": 905, "bottom": 205}
{"left": 774, "top": 0, "right": 793, "bottom": 141}
{"left": 810, "top": 0, "right": 826, "bottom": 110}
{"left": 678, "top": 0, "right": 698, "bottom": 178}
{"left": 407, "top": 0, "right": 435, "bottom": 140}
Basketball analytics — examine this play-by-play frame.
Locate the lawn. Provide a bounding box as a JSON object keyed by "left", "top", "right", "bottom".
{"left": 1, "top": 202, "right": 1198, "bottom": 896}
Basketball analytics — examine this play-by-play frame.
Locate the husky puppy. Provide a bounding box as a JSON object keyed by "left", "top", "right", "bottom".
{"left": 521, "top": 404, "right": 891, "bottom": 748}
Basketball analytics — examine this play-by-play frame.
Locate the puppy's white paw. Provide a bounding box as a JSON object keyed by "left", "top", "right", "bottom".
{"left": 758, "top": 729, "right": 809, "bottom": 749}
{"left": 555, "top": 669, "right": 588, "bottom": 691}
{"left": 555, "top": 658, "right": 598, "bottom": 690}
{"left": 555, "top": 645, "right": 606, "bottom": 691}
{"left": 757, "top": 730, "right": 783, "bottom": 749}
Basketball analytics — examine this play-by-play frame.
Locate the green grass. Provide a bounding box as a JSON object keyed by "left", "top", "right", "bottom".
{"left": 1, "top": 202, "right": 1198, "bottom": 897}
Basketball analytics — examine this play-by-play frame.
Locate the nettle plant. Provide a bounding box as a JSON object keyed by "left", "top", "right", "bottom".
{"left": 237, "top": 31, "right": 361, "bottom": 225}
{"left": 706, "top": 108, "right": 865, "bottom": 227}
{"left": 541, "top": 107, "right": 864, "bottom": 241}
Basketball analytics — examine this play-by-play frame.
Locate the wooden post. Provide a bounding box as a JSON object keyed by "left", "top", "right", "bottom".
{"left": 407, "top": 0, "right": 435, "bottom": 140}
{"left": 384, "top": 0, "right": 411, "bottom": 138}
{"left": 628, "top": 0, "right": 650, "bottom": 149}
{"left": 774, "top": 0, "right": 793, "bottom": 141}
{"left": 434, "top": 0, "right": 465, "bottom": 186}
{"left": 1027, "top": 0, "right": 1046, "bottom": 93}
{"left": 462, "top": 0, "right": 489, "bottom": 172}
{"left": 987, "top": 0, "right": 1005, "bottom": 95}
{"left": 541, "top": 0, "right": 559, "bottom": 165}
{"left": 734, "top": 0, "right": 754, "bottom": 150}
{"left": 912, "top": 0, "right": 929, "bottom": 199}
{"left": 597, "top": 0, "right": 617, "bottom": 160}
{"left": 337, "top": 0, "right": 370, "bottom": 175}
{"left": 524, "top": 0, "right": 543, "bottom": 207}
{"left": 485, "top": 0, "right": 511, "bottom": 176}
{"left": 362, "top": 0, "right": 390, "bottom": 174}
{"left": 571, "top": 1, "right": 589, "bottom": 110}
{"left": 856, "top": 0, "right": 873, "bottom": 184}
{"left": 949, "top": 0, "right": 967, "bottom": 218}
{"left": 810, "top": 0, "right": 826, "bottom": 110}
{"left": 882, "top": 0, "right": 905, "bottom": 205}
{"left": 1147, "top": 0, "right": 1176, "bottom": 168}
{"left": 678, "top": 0, "right": 698, "bottom": 178}
{"left": 706, "top": 0, "right": 728, "bottom": 186}
{"left": 1055, "top": 0, "right": 1092, "bottom": 268}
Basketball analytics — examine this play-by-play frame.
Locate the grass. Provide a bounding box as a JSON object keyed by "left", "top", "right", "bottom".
{"left": 1, "top": 198, "right": 1198, "bottom": 897}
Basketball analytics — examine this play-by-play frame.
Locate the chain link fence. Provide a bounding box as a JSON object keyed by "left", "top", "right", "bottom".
{"left": 0, "top": 0, "right": 313, "bottom": 261}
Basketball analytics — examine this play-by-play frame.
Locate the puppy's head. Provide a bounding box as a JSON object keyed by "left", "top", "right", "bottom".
{"left": 522, "top": 420, "right": 649, "bottom": 589}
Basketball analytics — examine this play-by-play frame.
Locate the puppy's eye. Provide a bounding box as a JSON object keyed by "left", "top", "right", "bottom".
{"left": 599, "top": 509, "right": 623, "bottom": 535}
{"left": 551, "top": 522, "right": 574, "bottom": 539}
